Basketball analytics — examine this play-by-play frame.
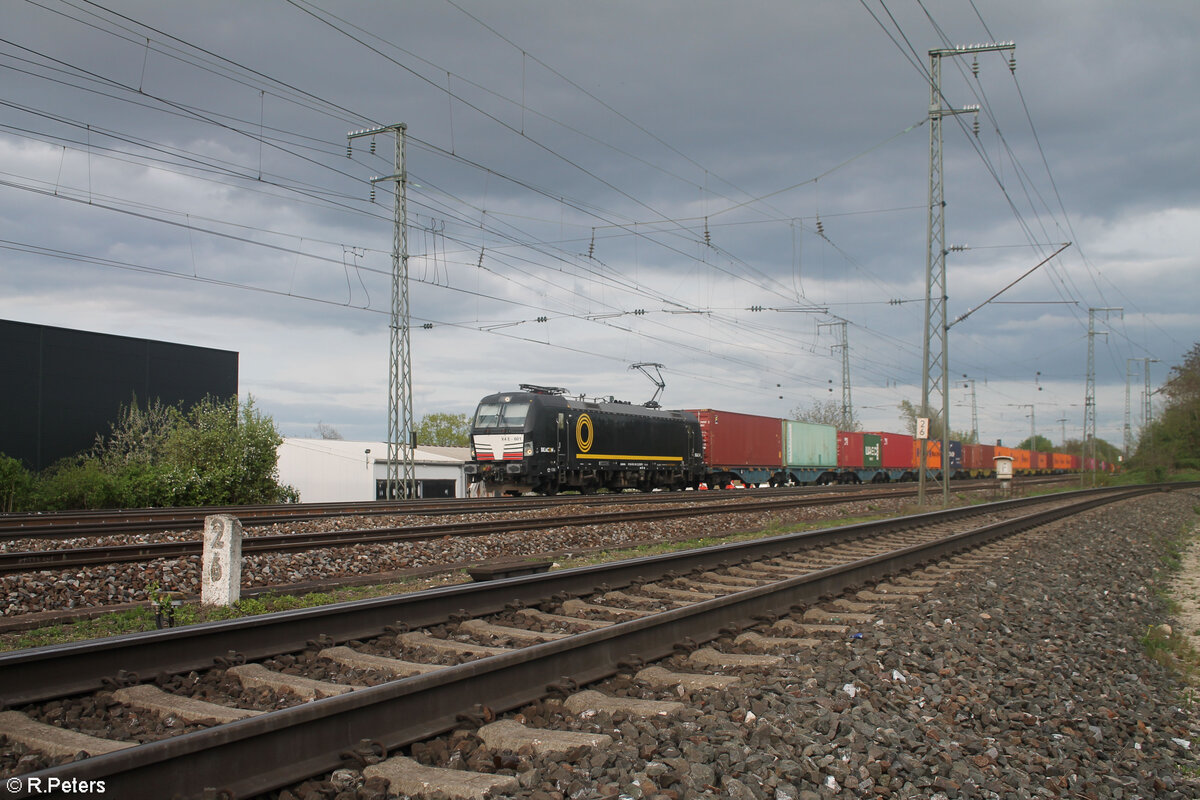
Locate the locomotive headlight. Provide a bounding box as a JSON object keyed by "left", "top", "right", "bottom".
{"left": 524, "top": 441, "right": 534, "bottom": 457}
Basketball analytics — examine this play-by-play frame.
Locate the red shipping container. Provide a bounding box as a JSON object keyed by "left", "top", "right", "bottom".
{"left": 962, "top": 443, "right": 985, "bottom": 472}
{"left": 685, "top": 409, "right": 782, "bottom": 469}
{"left": 1033, "top": 451, "right": 1049, "bottom": 472}
{"left": 838, "top": 431, "right": 865, "bottom": 468}
{"left": 867, "top": 432, "right": 914, "bottom": 470}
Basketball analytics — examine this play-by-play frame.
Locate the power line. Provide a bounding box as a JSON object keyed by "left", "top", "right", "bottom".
{"left": 2, "top": 0, "right": 1032, "bottom": 412}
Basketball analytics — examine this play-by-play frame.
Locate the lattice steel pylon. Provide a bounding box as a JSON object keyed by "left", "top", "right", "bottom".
{"left": 1144, "top": 359, "right": 1158, "bottom": 434}
{"left": 1125, "top": 357, "right": 1158, "bottom": 460}
{"left": 349, "top": 123, "right": 414, "bottom": 499}
{"left": 961, "top": 377, "right": 979, "bottom": 444}
{"left": 819, "top": 320, "right": 853, "bottom": 430}
{"left": 1124, "top": 358, "right": 1137, "bottom": 460}
{"left": 1084, "top": 307, "right": 1121, "bottom": 483}
{"left": 918, "top": 42, "right": 1010, "bottom": 506}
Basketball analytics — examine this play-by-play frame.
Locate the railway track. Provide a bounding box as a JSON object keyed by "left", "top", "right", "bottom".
{"left": 0, "top": 478, "right": 1077, "bottom": 574}
{"left": 0, "top": 484, "right": 1167, "bottom": 799}
{"left": 0, "top": 485, "right": 861, "bottom": 538}
{"left": 0, "top": 476, "right": 1078, "bottom": 542}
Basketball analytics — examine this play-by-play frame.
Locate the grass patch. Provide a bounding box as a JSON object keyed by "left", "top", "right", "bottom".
{"left": 1, "top": 608, "right": 158, "bottom": 652}
{"left": 0, "top": 508, "right": 907, "bottom": 652}
{"left": 1145, "top": 507, "right": 1200, "bottom": 684}
{"left": 0, "top": 574, "right": 467, "bottom": 653}
{"left": 1143, "top": 623, "right": 1200, "bottom": 683}
{"left": 1112, "top": 467, "right": 1200, "bottom": 486}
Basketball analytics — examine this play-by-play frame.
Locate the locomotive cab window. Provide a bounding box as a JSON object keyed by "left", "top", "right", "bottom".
{"left": 474, "top": 402, "right": 502, "bottom": 428}
{"left": 473, "top": 398, "right": 532, "bottom": 430}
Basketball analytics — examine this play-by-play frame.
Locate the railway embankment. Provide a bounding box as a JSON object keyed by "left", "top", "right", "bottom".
{"left": 2, "top": 489, "right": 1198, "bottom": 797}
{"left": 1, "top": 494, "right": 910, "bottom": 621}
{"left": 254, "top": 489, "right": 1200, "bottom": 800}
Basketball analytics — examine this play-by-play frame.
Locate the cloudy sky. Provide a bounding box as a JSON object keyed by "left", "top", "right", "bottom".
{"left": 2, "top": 0, "right": 1196, "bottom": 452}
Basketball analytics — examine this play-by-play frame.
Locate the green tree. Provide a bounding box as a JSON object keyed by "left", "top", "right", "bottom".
{"left": 161, "top": 396, "right": 294, "bottom": 505}
{"left": 91, "top": 396, "right": 173, "bottom": 469}
{"left": 415, "top": 412, "right": 471, "bottom": 447}
{"left": 1017, "top": 435, "right": 1055, "bottom": 452}
{"left": 0, "top": 453, "right": 35, "bottom": 512}
{"left": 1094, "top": 437, "right": 1122, "bottom": 465}
{"left": 789, "top": 398, "right": 859, "bottom": 430}
{"left": 34, "top": 456, "right": 122, "bottom": 510}
{"left": 1163, "top": 342, "right": 1200, "bottom": 406}
{"left": 1135, "top": 342, "right": 1200, "bottom": 471}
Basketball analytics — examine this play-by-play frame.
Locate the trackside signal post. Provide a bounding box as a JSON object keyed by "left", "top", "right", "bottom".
{"left": 994, "top": 454, "right": 1013, "bottom": 498}
{"left": 348, "top": 123, "right": 414, "bottom": 499}
{"left": 919, "top": 41, "right": 1014, "bottom": 507}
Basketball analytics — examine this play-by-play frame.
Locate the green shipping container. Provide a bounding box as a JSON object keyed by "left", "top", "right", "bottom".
{"left": 863, "top": 433, "right": 882, "bottom": 468}
{"left": 783, "top": 420, "right": 837, "bottom": 468}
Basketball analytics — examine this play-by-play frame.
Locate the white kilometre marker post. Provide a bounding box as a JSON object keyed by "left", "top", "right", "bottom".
{"left": 201, "top": 515, "right": 242, "bottom": 606}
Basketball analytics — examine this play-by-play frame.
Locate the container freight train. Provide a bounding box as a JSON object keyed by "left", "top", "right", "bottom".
{"left": 466, "top": 385, "right": 704, "bottom": 496}
{"left": 465, "top": 385, "right": 1091, "bottom": 496}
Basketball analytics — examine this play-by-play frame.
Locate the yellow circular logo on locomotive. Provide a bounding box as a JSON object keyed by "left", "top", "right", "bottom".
{"left": 576, "top": 413, "right": 594, "bottom": 453}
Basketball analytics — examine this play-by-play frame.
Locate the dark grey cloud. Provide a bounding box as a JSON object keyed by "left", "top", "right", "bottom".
{"left": 2, "top": 0, "right": 1196, "bottom": 450}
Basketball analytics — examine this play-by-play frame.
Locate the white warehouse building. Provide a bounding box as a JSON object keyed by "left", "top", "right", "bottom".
{"left": 276, "top": 438, "right": 469, "bottom": 503}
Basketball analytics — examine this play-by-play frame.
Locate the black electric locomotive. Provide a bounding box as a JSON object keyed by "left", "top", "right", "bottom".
{"left": 465, "top": 385, "right": 704, "bottom": 495}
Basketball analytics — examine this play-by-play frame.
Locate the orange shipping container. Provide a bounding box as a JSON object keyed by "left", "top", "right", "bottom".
{"left": 911, "top": 438, "right": 942, "bottom": 471}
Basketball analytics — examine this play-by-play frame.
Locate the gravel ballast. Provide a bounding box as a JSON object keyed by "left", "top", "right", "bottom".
{"left": 269, "top": 490, "right": 1200, "bottom": 799}
{"left": 1, "top": 498, "right": 906, "bottom": 617}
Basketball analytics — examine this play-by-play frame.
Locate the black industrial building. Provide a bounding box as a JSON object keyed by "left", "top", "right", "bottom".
{"left": 0, "top": 319, "right": 239, "bottom": 471}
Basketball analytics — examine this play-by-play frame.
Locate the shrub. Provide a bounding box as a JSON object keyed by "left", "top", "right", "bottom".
{"left": 0, "top": 453, "right": 36, "bottom": 512}
{"left": 18, "top": 395, "right": 296, "bottom": 511}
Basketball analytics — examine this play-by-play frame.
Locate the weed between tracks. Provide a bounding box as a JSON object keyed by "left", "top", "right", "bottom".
{"left": 0, "top": 508, "right": 905, "bottom": 652}
{"left": 0, "top": 576, "right": 464, "bottom": 652}
{"left": 0, "top": 480, "right": 1090, "bottom": 653}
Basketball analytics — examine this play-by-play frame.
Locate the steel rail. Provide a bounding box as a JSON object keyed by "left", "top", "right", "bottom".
{"left": 0, "top": 485, "right": 969, "bottom": 573}
{"left": 0, "top": 488, "right": 830, "bottom": 535}
{"left": 0, "top": 486, "right": 1155, "bottom": 705}
{"left": 0, "top": 478, "right": 1073, "bottom": 540}
{"left": 9, "top": 485, "right": 1164, "bottom": 800}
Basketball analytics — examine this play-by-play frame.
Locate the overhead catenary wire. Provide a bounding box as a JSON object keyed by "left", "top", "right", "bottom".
{"left": 1, "top": 0, "right": 1152, "bottom": 431}
{"left": 7, "top": 0, "right": 892, "bottom": 369}
{"left": 856, "top": 2, "right": 1152, "bottom": 384}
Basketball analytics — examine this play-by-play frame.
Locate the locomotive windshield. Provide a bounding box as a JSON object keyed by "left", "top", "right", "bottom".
{"left": 473, "top": 398, "right": 532, "bottom": 430}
